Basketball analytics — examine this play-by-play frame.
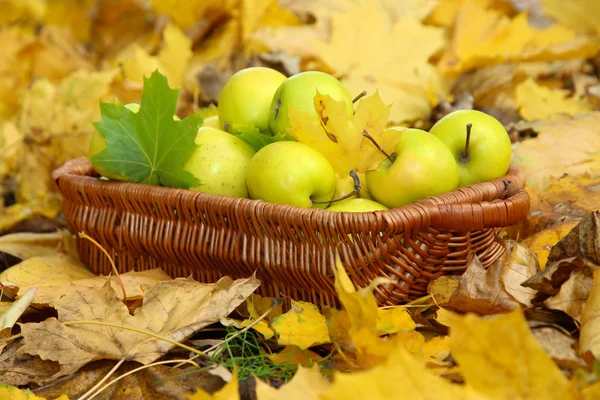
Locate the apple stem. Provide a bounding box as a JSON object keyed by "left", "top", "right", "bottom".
{"left": 313, "top": 171, "right": 361, "bottom": 206}
{"left": 461, "top": 123, "right": 472, "bottom": 160}
{"left": 362, "top": 129, "right": 392, "bottom": 161}
{"left": 352, "top": 91, "right": 367, "bottom": 104}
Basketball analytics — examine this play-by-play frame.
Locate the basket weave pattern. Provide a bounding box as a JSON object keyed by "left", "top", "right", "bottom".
{"left": 53, "top": 158, "right": 530, "bottom": 306}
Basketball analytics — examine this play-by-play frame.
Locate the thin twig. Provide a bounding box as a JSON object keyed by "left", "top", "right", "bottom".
{"left": 85, "top": 359, "right": 200, "bottom": 400}
{"left": 78, "top": 357, "right": 127, "bottom": 400}
{"left": 78, "top": 232, "right": 126, "bottom": 300}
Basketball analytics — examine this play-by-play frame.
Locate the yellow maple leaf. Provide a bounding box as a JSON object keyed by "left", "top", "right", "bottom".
{"left": 255, "top": 365, "right": 331, "bottom": 400}
{"left": 321, "top": 343, "right": 486, "bottom": 400}
{"left": 437, "top": 2, "right": 600, "bottom": 74}
{"left": 310, "top": 3, "right": 449, "bottom": 123}
{"left": 512, "top": 112, "right": 600, "bottom": 191}
{"left": 332, "top": 257, "right": 424, "bottom": 367}
{"left": 516, "top": 78, "right": 594, "bottom": 121}
{"left": 271, "top": 300, "right": 330, "bottom": 349}
{"left": 114, "top": 22, "right": 192, "bottom": 88}
{"left": 444, "top": 308, "right": 571, "bottom": 399}
{"left": 542, "top": 0, "right": 600, "bottom": 35}
{"left": 188, "top": 367, "right": 239, "bottom": 400}
{"left": 13, "top": 69, "right": 116, "bottom": 203}
{"left": 44, "top": 0, "right": 94, "bottom": 43}
{"left": 288, "top": 91, "right": 392, "bottom": 199}
{"left": 150, "top": 0, "right": 236, "bottom": 30}
{"left": 0, "top": 384, "right": 69, "bottom": 400}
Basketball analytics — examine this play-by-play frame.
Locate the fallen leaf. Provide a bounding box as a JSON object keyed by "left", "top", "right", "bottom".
{"left": 32, "top": 359, "right": 226, "bottom": 400}
{"left": 0, "top": 342, "right": 60, "bottom": 386}
{"left": 437, "top": 2, "right": 599, "bottom": 74}
{"left": 546, "top": 211, "right": 600, "bottom": 266}
{"left": 0, "top": 384, "right": 68, "bottom": 400}
{"left": 320, "top": 342, "right": 485, "bottom": 400}
{"left": 189, "top": 366, "right": 239, "bottom": 400}
{"left": 523, "top": 221, "right": 581, "bottom": 268}
{"left": 580, "top": 268, "right": 600, "bottom": 358}
{"left": 16, "top": 276, "right": 259, "bottom": 378}
{"left": 0, "top": 230, "right": 74, "bottom": 261}
{"left": 427, "top": 275, "right": 461, "bottom": 305}
{"left": 530, "top": 326, "right": 585, "bottom": 371}
{"left": 255, "top": 365, "right": 330, "bottom": 400}
{"left": 33, "top": 269, "right": 173, "bottom": 304}
{"left": 311, "top": 3, "right": 449, "bottom": 122}
{"left": 0, "top": 253, "right": 96, "bottom": 290}
{"left": 443, "top": 255, "right": 521, "bottom": 315}
{"left": 266, "top": 345, "right": 323, "bottom": 366}
{"left": 445, "top": 308, "right": 571, "bottom": 399}
{"left": 511, "top": 113, "right": 600, "bottom": 191}
{"left": 0, "top": 288, "right": 36, "bottom": 353}
{"left": 501, "top": 241, "right": 540, "bottom": 307}
{"left": 541, "top": 0, "right": 600, "bottom": 35}
{"left": 271, "top": 300, "right": 330, "bottom": 349}
{"left": 515, "top": 77, "right": 594, "bottom": 121}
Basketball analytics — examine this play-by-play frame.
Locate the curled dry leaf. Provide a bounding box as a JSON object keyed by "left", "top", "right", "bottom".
{"left": 580, "top": 269, "right": 600, "bottom": 359}
{"left": 14, "top": 276, "right": 260, "bottom": 378}
{"left": 501, "top": 240, "right": 540, "bottom": 307}
{"left": 440, "top": 256, "right": 520, "bottom": 315}
{"left": 0, "top": 287, "right": 36, "bottom": 353}
{"left": 530, "top": 326, "right": 585, "bottom": 372}
{"left": 523, "top": 212, "right": 600, "bottom": 321}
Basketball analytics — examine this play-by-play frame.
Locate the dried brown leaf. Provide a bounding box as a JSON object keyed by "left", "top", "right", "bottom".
{"left": 16, "top": 276, "right": 260, "bottom": 378}
{"left": 501, "top": 241, "right": 540, "bottom": 307}
{"left": 444, "top": 256, "right": 520, "bottom": 315}
{"left": 530, "top": 326, "right": 585, "bottom": 371}
{"left": 547, "top": 210, "right": 600, "bottom": 266}
{"left": 0, "top": 230, "right": 74, "bottom": 261}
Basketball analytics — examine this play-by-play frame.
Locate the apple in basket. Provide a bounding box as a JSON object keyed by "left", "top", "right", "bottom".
{"left": 218, "top": 67, "right": 286, "bottom": 134}
{"left": 246, "top": 141, "right": 336, "bottom": 208}
{"left": 429, "top": 109, "right": 512, "bottom": 187}
{"left": 365, "top": 128, "right": 460, "bottom": 208}
{"left": 184, "top": 127, "right": 256, "bottom": 198}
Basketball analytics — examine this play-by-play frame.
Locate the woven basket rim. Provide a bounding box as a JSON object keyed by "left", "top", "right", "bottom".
{"left": 53, "top": 157, "right": 528, "bottom": 233}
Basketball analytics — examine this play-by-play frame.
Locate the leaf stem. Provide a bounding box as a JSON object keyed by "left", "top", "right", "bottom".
{"left": 352, "top": 91, "right": 367, "bottom": 104}
{"left": 62, "top": 320, "right": 205, "bottom": 357}
{"left": 362, "top": 129, "right": 392, "bottom": 161}
{"left": 461, "top": 123, "right": 472, "bottom": 160}
{"left": 313, "top": 171, "right": 361, "bottom": 205}
{"left": 78, "top": 232, "right": 127, "bottom": 300}
{"left": 84, "top": 359, "right": 200, "bottom": 400}
{"left": 77, "top": 357, "right": 127, "bottom": 400}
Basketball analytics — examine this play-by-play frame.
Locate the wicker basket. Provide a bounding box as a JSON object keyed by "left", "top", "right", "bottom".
{"left": 52, "top": 158, "right": 530, "bottom": 306}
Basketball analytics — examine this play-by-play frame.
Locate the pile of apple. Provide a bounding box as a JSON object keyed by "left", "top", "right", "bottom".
{"left": 90, "top": 67, "right": 512, "bottom": 213}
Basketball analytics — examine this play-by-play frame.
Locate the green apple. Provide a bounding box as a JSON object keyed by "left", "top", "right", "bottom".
{"left": 269, "top": 71, "right": 353, "bottom": 139}
{"left": 246, "top": 141, "right": 336, "bottom": 208}
{"left": 429, "top": 109, "right": 512, "bottom": 187}
{"left": 89, "top": 102, "right": 141, "bottom": 181}
{"left": 184, "top": 127, "right": 256, "bottom": 198}
{"left": 218, "top": 67, "right": 286, "bottom": 133}
{"left": 326, "top": 198, "right": 388, "bottom": 212}
{"left": 365, "top": 128, "right": 460, "bottom": 208}
{"left": 202, "top": 115, "right": 220, "bottom": 129}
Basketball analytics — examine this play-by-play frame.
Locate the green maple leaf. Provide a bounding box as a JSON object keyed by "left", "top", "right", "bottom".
{"left": 91, "top": 70, "right": 201, "bottom": 188}
{"left": 228, "top": 124, "right": 293, "bottom": 152}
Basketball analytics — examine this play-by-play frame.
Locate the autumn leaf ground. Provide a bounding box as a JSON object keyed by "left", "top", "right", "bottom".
{"left": 2, "top": 0, "right": 600, "bottom": 399}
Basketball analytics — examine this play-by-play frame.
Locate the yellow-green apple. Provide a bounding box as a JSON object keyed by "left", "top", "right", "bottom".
{"left": 89, "top": 102, "right": 141, "bottom": 181}
{"left": 366, "top": 128, "right": 460, "bottom": 208}
{"left": 202, "top": 115, "right": 220, "bottom": 129}
{"left": 246, "top": 141, "right": 336, "bottom": 208}
{"left": 326, "top": 198, "right": 388, "bottom": 212}
{"left": 268, "top": 71, "right": 353, "bottom": 139}
{"left": 429, "top": 109, "right": 511, "bottom": 187}
{"left": 218, "top": 67, "right": 286, "bottom": 133}
{"left": 184, "top": 127, "right": 256, "bottom": 198}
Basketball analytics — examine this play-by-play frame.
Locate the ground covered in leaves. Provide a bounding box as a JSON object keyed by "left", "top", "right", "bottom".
{"left": 1, "top": 0, "right": 600, "bottom": 399}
